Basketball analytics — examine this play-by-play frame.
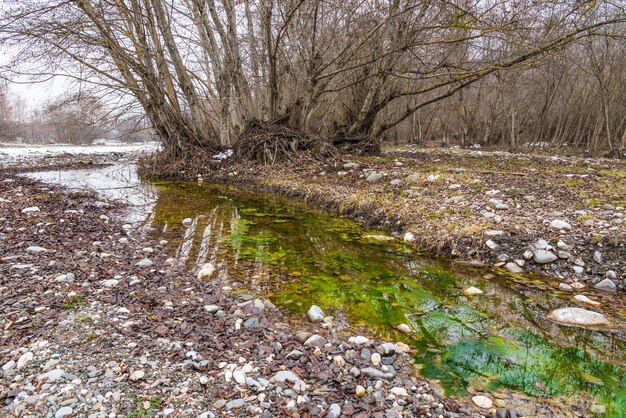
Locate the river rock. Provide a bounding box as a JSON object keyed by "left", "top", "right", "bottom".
{"left": 350, "top": 335, "right": 369, "bottom": 345}
{"left": 390, "top": 387, "right": 408, "bottom": 397}
{"left": 26, "top": 245, "right": 47, "bottom": 255}
{"left": 197, "top": 263, "right": 216, "bottom": 280}
{"left": 595, "top": 278, "right": 616, "bottom": 292}
{"left": 504, "top": 262, "right": 524, "bottom": 273}
{"left": 366, "top": 173, "right": 383, "bottom": 182}
{"left": 17, "top": 352, "right": 33, "bottom": 369}
{"left": 22, "top": 206, "right": 40, "bottom": 213}
{"left": 203, "top": 304, "right": 220, "bottom": 313}
{"left": 547, "top": 307, "right": 609, "bottom": 327}
{"left": 129, "top": 370, "right": 145, "bottom": 381}
{"left": 472, "top": 395, "right": 493, "bottom": 409}
{"left": 533, "top": 250, "right": 557, "bottom": 264}
{"left": 295, "top": 331, "right": 313, "bottom": 343}
{"left": 225, "top": 399, "right": 245, "bottom": 410}
{"left": 361, "top": 367, "right": 394, "bottom": 380}
{"left": 135, "top": 258, "right": 153, "bottom": 267}
{"left": 55, "top": 406, "right": 73, "bottom": 418}
{"left": 307, "top": 305, "right": 325, "bottom": 321}
{"left": 550, "top": 220, "right": 571, "bottom": 230}
{"left": 304, "top": 335, "right": 327, "bottom": 347}
{"left": 395, "top": 323, "right": 413, "bottom": 334}
{"left": 593, "top": 251, "right": 602, "bottom": 263}
{"left": 574, "top": 294, "right": 600, "bottom": 306}
{"left": 327, "top": 403, "right": 341, "bottom": 418}
{"left": 405, "top": 174, "right": 419, "bottom": 182}
{"left": 463, "top": 286, "right": 483, "bottom": 296}
{"left": 182, "top": 218, "right": 192, "bottom": 226}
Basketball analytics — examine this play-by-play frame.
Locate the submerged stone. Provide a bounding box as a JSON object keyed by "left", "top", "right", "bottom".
{"left": 547, "top": 307, "right": 609, "bottom": 327}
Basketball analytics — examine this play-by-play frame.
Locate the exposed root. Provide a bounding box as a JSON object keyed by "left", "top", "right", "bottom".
{"left": 234, "top": 121, "right": 327, "bottom": 164}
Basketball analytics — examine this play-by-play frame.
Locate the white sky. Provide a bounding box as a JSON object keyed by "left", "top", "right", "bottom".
{"left": 8, "top": 79, "right": 68, "bottom": 114}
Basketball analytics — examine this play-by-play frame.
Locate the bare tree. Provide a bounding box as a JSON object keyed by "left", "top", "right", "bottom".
{"left": 1, "top": 1, "right": 624, "bottom": 158}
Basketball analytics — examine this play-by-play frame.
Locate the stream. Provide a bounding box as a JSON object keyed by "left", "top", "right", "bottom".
{"left": 22, "top": 163, "right": 626, "bottom": 417}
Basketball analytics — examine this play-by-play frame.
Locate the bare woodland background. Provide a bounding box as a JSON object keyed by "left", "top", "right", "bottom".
{"left": 0, "top": 1, "right": 625, "bottom": 157}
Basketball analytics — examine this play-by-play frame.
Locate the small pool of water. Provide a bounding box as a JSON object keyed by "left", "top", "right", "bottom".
{"left": 23, "top": 166, "right": 626, "bottom": 417}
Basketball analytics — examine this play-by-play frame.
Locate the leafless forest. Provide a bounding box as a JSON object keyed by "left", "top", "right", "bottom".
{"left": 1, "top": 1, "right": 625, "bottom": 158}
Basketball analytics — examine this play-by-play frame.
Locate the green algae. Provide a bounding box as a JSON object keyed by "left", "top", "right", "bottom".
{"left": 148, "top": 182, "right": 626, "bottom": 417}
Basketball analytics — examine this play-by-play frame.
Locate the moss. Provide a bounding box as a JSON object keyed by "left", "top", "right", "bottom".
{"left": 142, "top": 180, "right": 626, "bottom": 416}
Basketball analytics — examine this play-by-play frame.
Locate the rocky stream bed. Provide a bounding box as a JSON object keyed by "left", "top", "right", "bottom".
{"left": 1, "top": 145, "right": 625, "bottom": 417}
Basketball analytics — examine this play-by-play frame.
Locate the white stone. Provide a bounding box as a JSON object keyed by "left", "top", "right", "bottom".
{"left": 574, "top": 294, "right": 600, "bottom": 306}
{"left": 547, "top": 307, "right": 609, "bottom": 327}
{"left": 17, "top": 352, "right": 33, "bottom": 369}
{"left": 129, "top": 370, "right": 145, "bottom": 381}
{"left": 504, "top": 262, "right": 524, "bottom": 273}
{"left": 472, "top": 395, "right": 493, "bottom": 409}
{"left": 233, "top": 370, "right": 246, "bottom": 385}
{"left": 390, "top": 387, "right": 408, "bottom": 397}
{"left": 485, "top": 239, "right": 499, "bottom": 250}
{"left": 533, "top": 250, "right": 557, "bottom": 264}
{"left": 371, "top": 353, "right": 381, "bottom": 365}
{"left": 26, "top": 246, "right": 47, "bottom": 255}
{"left": 395, "top": 323, "right": 413, "bottom": 334}
{"left": 197, "top": 263, "right": 216, "bottom": 280}
{"left": 22, "top": 206, "right": 40, "bottom": 213}
{"left": 55, "top": 406, "right": 73, "bottom": 418}
{"left": 403, "top": 232, "right": 415, "bottom": 243}
{"left": 307, "top": 305, "right": 325, "bottom": 322}
{"left": 102, "top": 279, "right": 119, "bottom": 288}
{"left": 463, "top": 286, "right": 483, "bottom": 296}
{"left": 350, "top": 336, "right": 369, "bottom": 345}
{"left": 550, "top": 220, "right": 571, "bottom": 230}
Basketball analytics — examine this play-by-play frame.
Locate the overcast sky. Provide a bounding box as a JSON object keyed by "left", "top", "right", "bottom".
{"left": 8, "top": 79, "right": 67, "bottom": 113}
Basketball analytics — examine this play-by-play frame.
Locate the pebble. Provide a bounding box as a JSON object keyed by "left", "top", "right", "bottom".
{"left": 395, "top": 323, "right": 413, "bottom": 334}
{"left": 135, "top": 258, "right": 153, "bottom": 267}
{"left": 504, "top": 262, "right": 524, "bottom": 273}
{"left": 327, "top": 403, "right": 341, "bottom": 418}
{"left": 533, "top": 250, "right": 557, "bottom": 264}
{"left": 351, "top": 335, "right": 369, "bottom": 345}
{"left": 593, "top": 251, "right": 602, "bottom": 263}
{"left": 574, "top": 294, "right": 600, "bottom": 306}
{"left": 54, "top": 406, "right": 73, "bottom": 418}
{"left": 356, "top": 385, "right": 366, "bottom": 397}
{"left": 472, "top": 395, "right": 493, "bottom": 409}
{"left": 548, "top": 307, "right": 609, "bottom": 326}
{"left": 285, "top": 350, "right": 304, "bottom": 360}
{"left": 550, "top": 220, "right": 571, "bottom": 230}
{"left": 366, "top": 173, "right": 383, "bottom": 182}
{"left": 17, "top": 352, "right": 33, "bottom": 369}
{"left": 129, "top": 370, "right": 145, "bottom": 381}
{"left": 22, "top": 206, "right": 40, "bottom": 213}
{"left": 371, "top": 353, "right": 381, "bottom": 365}
{"left": 303, "top": 335, "right": 327, "bottom": 347}
{"left": 197, "top": 263, "right": 216, "bottom": 280}
{"left": 203, "top": 304, "right": 220, "bottom": 313}
{"left": 390, "top": 387, "right": 408, "bottom": 397}
{"left": 463, "top": 286, "right": 483, "bottom": 296}
{"left": 26, "top": 245, "right": 47, "bottom": 254}
{"left": 307, "top": 305, "right": 325, "bottom": 321}
{"left": 225, "top": 399, "right": 245, "bottom": 410}
{"left": 595, "top": 278, "right": 616, "bottom": 292}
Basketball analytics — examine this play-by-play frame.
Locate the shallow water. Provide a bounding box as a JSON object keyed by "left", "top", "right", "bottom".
{"left": 24, "top": 166, "right": 626, "bottom": 416}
